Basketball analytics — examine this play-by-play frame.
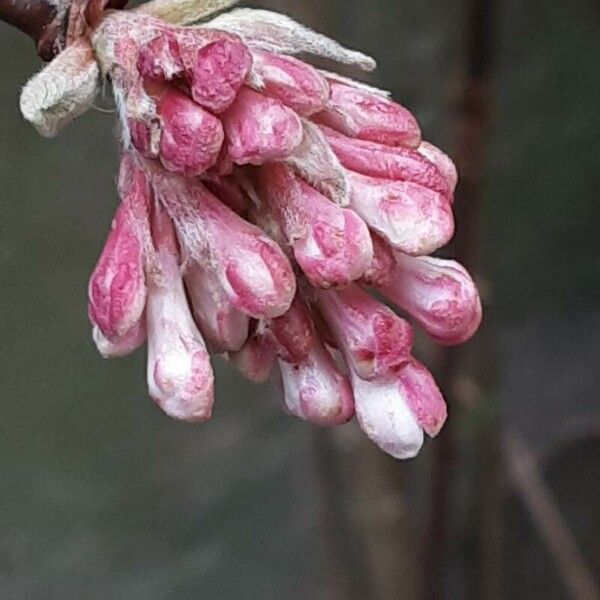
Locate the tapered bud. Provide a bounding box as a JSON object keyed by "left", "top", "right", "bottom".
{"left": 360, "top": 233, "right": 394, "bottom": 287}
{"left": 347, "top": 171, "right": 454, "bottom": 255}
{"left": 88, "top": 161, "right": 149, "bottom": 342}
{"left": 279, "top": 342, "right": 354, "bottom": 426}
{"left": 317, "top": 283, "right": 412, "bottom": 380}
{"left": 146, "top": 209, "right": 214, "bottom": 422}
{"left": 314, "top": 80, "right": 421, "bottom": 147}
{"left": 229, "top": 336, "right": 275, "bottom": 383}
{"left": 149, "top": 168, "right": 296, "bottom": 319}
{"left": 258, "top": 164, "right": 373, "bottom": 288}
{"left": 92, "top": 320, "right": 146, "bottom": 358}
{"left": 379, "top": 254, "right": 482, "bottom": 345}
{"left": 417, "top": 141, "right": 458, "bottom": 194}
{"left": 157, "top": 88, "right": 224, "bottom": 176}
{"left": 221, "top": 87, "right": 303, "bottom": 165}
{"left": 398, "top": 359, "right": 447, "bottom": 437}
{"left": 185, "top": 261, "right": 250, "bottom": 353}
{"left": 321, "top": 126, "right": 452, "bottom": 201}
{"left": 262, "top": 296, "right": 315, "bottom": 364}
{"left": 252, "top": 50, "right": 330, "bottom": 115}
{"left": 351, "top": 371, "right": 424, "bottom": 459}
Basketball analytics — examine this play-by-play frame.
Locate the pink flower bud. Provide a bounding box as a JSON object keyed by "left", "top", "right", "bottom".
{"left": 146, "top": 208, "right": 214, "bottom": 422}
{"left": 279, "top": 341, "right": 354, "bottom": 426}
{"left": 148, "top": 167, "right": 296, "bottom": 319}
{"left": 221, "top": 87, "right": 303, "bottom": 165}
{"left": 314, "top": 80, "right": 421, "bottom": 147}
{"left": 321, "top": 126, "right": 452, "bottom": 201}
{"left": 258, "top": 164, "right": 373, "bottom": 288}
{"left": 379, "top": 254, "right": 482, "bottom": 345}
{"left": 417, "top": 141, "right": 458, "bottom": 194}
{"left": 186, "top": 35, "right": 252, "bottom": 113}
{"left": 360, "top": 232, "right": 394, "bottom": 287}
{"left": 347, "top": 170, "right": 454, "bottom": 255}
{"left": 88, "top": 160, "right": 149, "bottom": 341}
{"left": 92, "top": 320, "right": 146, "bottom": 359}
{"left": 317, "top": 283, "right": 412, "bottom": 380}
{"left": 351, "top": 371, "right": 424, "bottom": 459}
{"left": 157, "top": 88, "right": 224, "bottom": 176}
{"left": 229, "top": 335, "right": 275, "bottom": 384}
{"left": 185, "top": 261, "right": 250, "bottom": 353}
{"left": 137, "top": 33, "right": 184, "bottom": 81}
{"left": 262, "top": 297, "right": 315, "bottom": 364}
{"left": 252, "top": 50, "right": 330, "bottom": 116}
{"left": 398, "top": 359, "right": 447, "bottom": 437}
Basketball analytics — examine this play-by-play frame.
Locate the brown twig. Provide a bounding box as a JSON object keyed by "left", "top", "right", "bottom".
{"left": 0, "top": 0, "right": 127, "bottom": 59}
{"left": 504, "top": 431, "right": 600, "bottom": 600}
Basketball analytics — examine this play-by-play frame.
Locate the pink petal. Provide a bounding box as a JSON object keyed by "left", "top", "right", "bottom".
{"left": 229, "top": 335, "right": 275, "bottom": 384}
{"left": 317, "top": 283, "right": 412, "bottom": 380}
{"left": 351, "top": 371, "right": 424, "bottom": 459}
{"left": 262, "top": 296, "right": 315, "bottom": 364}
{"left": 313, "top": 80, "right": 421, "bottom": 147}
{"left": 321, "top": 126, "right": 452, "bottom": 201}
{"left": 398, "top": 359, "right": 447, "bottom": 437}
{"left": 185, "top": 261, "right": 250, "bottom": 353}
{"left": 221, "top": 87, "right": 303, "bottom": 165}
{"left": 88, "top": 157, "right": 149, "bottom": 341}
{"left": 189, "top": 37, "right": 253, "bottom": 113}
{"left": 279, "top": 342, "right": 354, "bottom": 426}
{"left": 417, "top": 141, "right": 458, "bottom": 194}
{"left": 258, "top": 163, "right": 373, "bottom": 288}
{"left": 379, "top": 254, "right": 482, "bottom": 345}
{"left": 252, "top": 50, "right": 329, "bottom": 116}
{"left": 360, "top": 232, "right": 395, "bottom": 287}
{"left": 157, "top": 88, "right": 224, "bottom": 177}
{"left": 92, "top": 320, "right": 146, "bottom": 359}
{"left": 136, "top": 33, "right": 184, "bottom": 81}
{"left": 347, "top": 170, "right": 454, "bottom": 255}
{"left": 146, "top": 207, "right": 214, "bottom": 422}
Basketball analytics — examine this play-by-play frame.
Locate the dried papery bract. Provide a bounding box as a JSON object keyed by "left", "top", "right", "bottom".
{"left": 146, "top": 204, "right": 215, "bottom": 422}
{"left": 207, "top": 8, "right": 376, "bottom": 71}
{"left": 20, "top": 38, "right": 99, "bottom": 138}
{"left": 378, "top": 253, "right": 482, "bottom": 346}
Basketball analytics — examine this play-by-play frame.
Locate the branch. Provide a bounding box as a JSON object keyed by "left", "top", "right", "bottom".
{"left": 0, "top": 0, "right": 127, "bottom": 59}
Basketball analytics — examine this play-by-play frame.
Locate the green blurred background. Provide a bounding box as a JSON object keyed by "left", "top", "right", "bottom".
{"left": 1, "top": 1, "right": 599, "bottom": 598}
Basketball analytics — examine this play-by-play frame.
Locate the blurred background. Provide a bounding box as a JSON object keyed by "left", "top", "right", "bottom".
{"left": 1, "top": 0, "right": 599, "bottom": 598}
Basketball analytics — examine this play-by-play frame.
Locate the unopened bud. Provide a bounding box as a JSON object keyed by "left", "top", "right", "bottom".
{"left": 314, "top": 80, "right": 421, "bottom": 147}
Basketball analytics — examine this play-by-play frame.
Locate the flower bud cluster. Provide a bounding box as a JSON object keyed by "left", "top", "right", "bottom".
{"left": 25, "top": 6, "right": 482, "bottom": 459}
